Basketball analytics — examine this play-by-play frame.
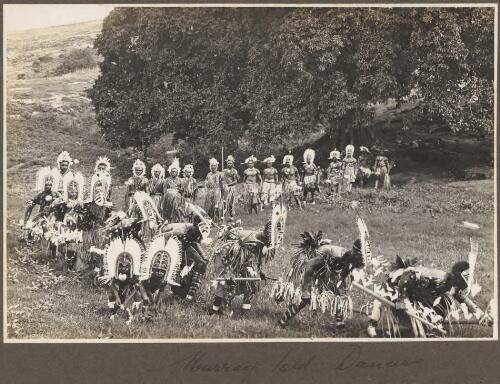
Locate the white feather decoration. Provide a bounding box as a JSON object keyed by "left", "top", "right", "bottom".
{"left": 467, "top": 236, "right": 479, "bottom": 294}
{"left": 357, "top": 217, "right": 372, "bottom": 265}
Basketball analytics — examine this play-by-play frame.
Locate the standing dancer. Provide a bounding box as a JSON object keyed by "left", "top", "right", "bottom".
{"left": 223, "top": 155, "right": 240, "bottom": 220}
{"left": 301, "top": 149, "right": 319, "bottom": 205}
{"left": 149, "top": 163, "right": 166, "bottom": 211}
{"left": 179, "top": 164, "right": 198, "bottom": 202}
{"left": 281, "top": 154, "right": 302, "bottom": 210}
{"left": 165, "top": 158, "right": 182, "bottom": 192}
{"left": 326, "top": 150, "right": 342, "bottom": 196}
{"left": 53, "top": 151, "right": 75, "bottom": 195}
{"left": 125, "top": 159, "right": 148, "bottom": 211}
{"left": 261, "top": 156, "right": 279, "bottom": 209}
{"left": 243, "top": 156, "right": 262, "bottom": 214}
{"left": 373, "top": 150, "right": 392, "bottom": 190}
{"left": 342, "top": 145, "right": 358, "bottom": 193}
{"left": 204, "top": 158, "right": 226, "bottom": 223}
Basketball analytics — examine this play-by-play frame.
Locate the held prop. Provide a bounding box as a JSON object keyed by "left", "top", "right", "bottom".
{"left": 352, "top": 281, "right": 447, "bottom": 335}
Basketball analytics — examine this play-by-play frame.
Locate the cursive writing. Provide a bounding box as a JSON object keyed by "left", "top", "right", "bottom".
{"left": 336, "top": 345, "right": 425, "bottom": 371}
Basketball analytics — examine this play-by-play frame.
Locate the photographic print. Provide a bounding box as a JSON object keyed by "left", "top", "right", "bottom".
{"left": 3, "top": 4, "right": 497, "bottom": 341}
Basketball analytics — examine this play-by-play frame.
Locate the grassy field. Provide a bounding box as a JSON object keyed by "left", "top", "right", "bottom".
{"left": 5, "top": 21, "right": 496, "bottom": 340}
{"left": 6, "top": 182, "right": 495, "bottom": 339}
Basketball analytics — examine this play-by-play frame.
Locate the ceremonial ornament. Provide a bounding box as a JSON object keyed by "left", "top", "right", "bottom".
{"left": 345, "top": 144, "right": 355, "bottom": 156}
{"left": 132, "top": 159, "right": 146, "bottom": 176}
{"left": 282, "top": 154, "right": 294, "bottom": 165}
{"left": 57, "top": 151, "right": 75, "bottom": 168}
{"left": 101, "top": 237, "right": 143, "bottom": 283}
{"left": 63, "top": 171, "right": 85, "bottom": 202}
{"left": 94, "top": 156, "right": 111, "bottom": 173}
{"left": 168, "top": 158, "right": 180, "bottom": 173}
{"left": 140, "top": 235, "right": 183, "bottom": 286}
{"left": 183, "top": 164, "right": 194, "bottom": 174}
{"left": 328, "top": 150, "right": 341, "bottom": 160}
{"left": 151, "top": 163, "right": 165, "bottom": 179}
{"left": 132, "top": 191, "right": 162, "bottom": 226}
{"left": 263, "top": 155, "right": 276, "bottom": 163}
{"left": 303, "top": 148, "right": 315, "bottom": 163}
{"left": 244, "top": 155, "right": 258, "bottom": 164}
{"left": 269, "top": 202, "right": 287, "bottom": 250}
{"left": 89, "top": 171, "right": 111, "bottom": 206}
{"left": 36, "top": 166, "right": 59, "bottom": 191}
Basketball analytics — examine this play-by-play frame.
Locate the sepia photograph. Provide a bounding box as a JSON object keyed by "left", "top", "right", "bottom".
{"left": 3, "top": 4, "right": 497, "bottom": 341}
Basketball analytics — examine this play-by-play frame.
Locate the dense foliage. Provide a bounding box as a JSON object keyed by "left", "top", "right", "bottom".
{"left": 88, "top": 7, "right": 494, "bottom": 169}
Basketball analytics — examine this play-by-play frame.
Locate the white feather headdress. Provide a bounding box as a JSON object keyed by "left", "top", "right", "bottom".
{"left": 209, "top": 158, "right": 219, "bottom": 166}
{"left": 226, "top": 155, "right": 235, "bottom": 162}
{"left": 57, "top": 151, "right": 75, "bottom": 168}
{"left": 35, "top": 166, "right": 59, "bottom": 191}
{"left": 132, "top": 159, "right": 146, "bottom": 175}
{"left": 94, "top": 156, "right": 111, "bottom": 173}
{"left": 63, "top": 171, "right": 85, "bottom": 202}
{"left": 131, "top": 191, "right": 163, "bottom": 224}
{"left": 263, "top": 155, "right": 276, "bottom": 163}
{"left": 282, "top": 154, "right": 294, "bottom": 165}
{"left": 328, "top": 150, "right": 341, "bottom": 160}
{"left": 151, "top": 163, "right": 165, "bottom": 179}
{"left": 101, "top": 238, "right": 143, "bottom": 282}
{"left": 244, "top": 155, "right": 258, "bottom": 164}
{"left": 303, "top": 148, "right": 315, "bottom": 163}
{"left": 345, "top": 145, "right": 355, "bottom": 155}
{"left": 168, "top": 158, "right": 180, "bottom": 173}
{"left": 139, "top": 235, "right": 183, "bottom": 286}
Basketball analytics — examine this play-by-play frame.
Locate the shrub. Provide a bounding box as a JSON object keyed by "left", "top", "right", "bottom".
{"left": 53, "top": 48, "right": 97, "bottom": 76}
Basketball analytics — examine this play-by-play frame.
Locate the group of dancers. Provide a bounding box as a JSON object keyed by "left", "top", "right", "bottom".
{"left": 18, "top": 150, "right": 493, "bottom": 337}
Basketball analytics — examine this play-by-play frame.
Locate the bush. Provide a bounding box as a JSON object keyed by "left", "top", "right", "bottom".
{"left": 53, "top": 48, "right": 97, "bottom": 76}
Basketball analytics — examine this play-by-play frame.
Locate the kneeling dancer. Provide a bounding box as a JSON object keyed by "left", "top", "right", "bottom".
{"left": 211, "top": 202, "right": 287, "bottom": 315}
{"left": 274, "top": 232, "right": 366, "bottom": 329}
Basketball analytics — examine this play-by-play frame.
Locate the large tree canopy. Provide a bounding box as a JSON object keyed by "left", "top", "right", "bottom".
{"left": 88, "top": 7, "right": 494, "bottom": 171}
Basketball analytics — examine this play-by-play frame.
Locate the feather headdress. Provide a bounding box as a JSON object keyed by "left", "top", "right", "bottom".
{"left": 131, "top": 191, "right": 163, "bottom": 225}
{"left": 56, "top": 151, "right": 76, "bottom": 168}
{"left": 185, "top": 202, "right": 213, "bottom": 242}
{"left": 263, "top": 155, "right": 276, "bottom": 163}
{"left": 101, "top": 238, "right": 143, "bottom": 282}
{"left": 209, "top": 158, "right": 219, "bottom": 166}
{"left": 303, "top": 149, "right": 315, "bottom": 163}
{"left": 244, "top": 155, "right": 258, "bottom": 164}
{"left": 328, "top": 150, "right": 341, "bottom": 160}
{"left": 94, "top": 156, "right": 111, "bottom": 173}
{"left": 226, "top": 155, "right": 235, "bottom": 163}
{"left": 132, "top": 159, "right": 146, "bottom": 175}
{"left": 168, "top": 158, "right": 180, "bottom": 173}
{"left": 282, "top": 154, "right": 294, "bottom": 165}
{"left": 63, "top": 171, "right": 85, "bottom": 202}
{"left": 139, "top": 235, "right": 182, "bottom": 286}
{"left": 35, "top": 166, "right": 59, "bottom": 191}
{"left": 345, "top": 145, "right": 355, "bottom": 156}
{"left": 151, "top": 163, "right": 165, "bottom": 179}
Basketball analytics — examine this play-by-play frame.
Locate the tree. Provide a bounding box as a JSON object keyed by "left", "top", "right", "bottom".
{"left": 89, "top": 7, "right": 494, "bottom": 170}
